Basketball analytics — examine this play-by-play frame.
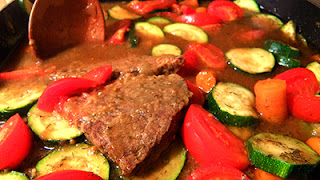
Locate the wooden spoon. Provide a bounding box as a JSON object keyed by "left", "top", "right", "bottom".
{"left": 28, "top": 0, "right": 105, "bottom": 59}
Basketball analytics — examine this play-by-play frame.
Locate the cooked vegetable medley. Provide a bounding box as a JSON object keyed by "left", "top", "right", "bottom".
{"left": 1, "top": 0, "right": 320, "bottom": 179}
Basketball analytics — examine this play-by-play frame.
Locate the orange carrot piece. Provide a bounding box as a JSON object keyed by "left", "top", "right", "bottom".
{"left": 254, "top": 168, "right": 286, "bottom": 180}
{"left": 306, "top": 137, "right": 320, "bottom": 155}
{"left": 179, "top": 0, "right": 199, "bottom": 7}
{"left": 196, "top": 70, "right": 216, "bottom": 93}
{"left": 254, "top": 78, "right": 288, "bottom": 123}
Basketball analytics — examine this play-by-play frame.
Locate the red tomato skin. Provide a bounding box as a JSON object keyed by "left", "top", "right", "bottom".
{"left": 188, "top": 43, "right": 226, "bottom": 69}
{"left": 108, "top": 19, "right": 132, "bottom": 44}
{"left": 186, "top": 80, "right": 205, "bottom": 105}
{"left": 288, "top": 94, "right": 320, "bottom": 123}
{"left": 176, "top": 12, "right": 222, "bottom": 26}
{"left": 274, "top": 68, "right": 319, "bottom": 95}
{"left": 181, "top": 104, "right": 250, "bottom": 170}
{"left": 0, "top": 114, "right": 32, "bottom": 170}
{"left": 37, "top": 78, "right": 98, "bottom": 112}
{"left": 187, "top": 163, "right": 250, "bottom": 180}
{"left": 82, "top": 65, "right": 112, "bottom": 84}
{"left": 34, "top": 170, "right": 103, "bottom": 180}
{"left": 207, "top": 1, "right": 244, "bottom": 22}
{"left": 128, "top": 0, "right": 177, "bottom": 15}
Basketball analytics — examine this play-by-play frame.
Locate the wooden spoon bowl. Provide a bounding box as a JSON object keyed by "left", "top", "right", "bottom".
{"left": 28, "top": 0, "right": 105, "bottom": 59}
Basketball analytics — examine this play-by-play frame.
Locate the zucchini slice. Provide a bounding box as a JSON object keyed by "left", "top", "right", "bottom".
{"left": 134, "top": 22, "right": 165, "bottom": 39}
{"left": 163, "top": 23, "right": 208, "bottom": 43}
{"left": 264, "top": 40, "right": 300, "bottom": 58}
{"left": 28, "top": 104, "right": 83, "bottom": 141}
{"left": 0, "top": 171, "right": 28, "bottom": 180}
{"left": 147, "top": 17, "right": 172, "bottom": 26}
{"left": 281, "top": 20, "right": 296, "bottom": 41}
{"left": 247, "top": 133, "right": 320, "bottom": 179}
{"left": 36, "top": 143, "right": 110, "bottom": 179}
{"left": 207, "top": 82, "right": 259, "bottom": 127}
{"left": 108, "top": 5, "right": 142, "bottom": 20}
{"left": 0, "top": 82, "right": 46, "bottom": 121}
{"left": 307, "top": 61, "right": 320, "bottom": 83}
{"left": 124, "top": 140, "right": 186, "bottom": 180}
{"left": 251, "top": 13, "right": 283, "bottom": 30}
{"left": 226, "top": 48, "right": 275, "bottom": 74}
{"left": 151, "top": 44, "right": 182, "bottom": 56}
{"left": 234, "top": 0, "right": 260, "bottom": 16}
{"left": 274, "top": 54, "right": 301, "bottom": 68}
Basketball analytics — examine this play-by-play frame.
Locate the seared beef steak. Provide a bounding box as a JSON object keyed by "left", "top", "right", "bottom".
{"left": 63, "top": 73, "right": 192, "bottom": 174}
{"left": 49, "top": 55, "right": 185, "bottom": 80}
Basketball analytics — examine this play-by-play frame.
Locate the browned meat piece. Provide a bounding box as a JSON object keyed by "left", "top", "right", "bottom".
{"left": 62, "top": 73, "right": 192, "bottom": 175}
{"left": 49, "top": 55, "right": 185, "bottom": 81}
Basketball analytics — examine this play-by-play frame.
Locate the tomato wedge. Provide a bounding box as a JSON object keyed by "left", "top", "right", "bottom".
{"left": 34, "top": 170, "right": 103, "bottom": 180}
{"left": 108, "top": 19, "right": 132, "bottom": 44}
{"left": 128, "top": 0, "right": 177, "bottom": 15}
{"left": 0, "top": 114, "right": 32, "bottom": 170}
{"left": 188, "top": 43, "right": 226, "bottom": 69}
{"left": 207, "top": 0, "right": 244, "bottom": 22}
{"left": 187, "top": 163, "right": 250, "bottom": 180}
{"left": 37, "top": 65, "right": 112, "bottom": 112}
{"left": 176, "top": 12, "right": 222, "bottom": 26}
{"left": 287, "top": 94, "right": 320, "bottom": 123}
{"left": 186, "top": 80, "right": 205, "bottom": 105}
{"left": 274, "top": 67, "right": 319, "bottom": 95}
{"left": 181, "top": 104, "right": 250, "bottom": 170}
{"left": 82, "top": 65, "right": 112, "bottom": 84}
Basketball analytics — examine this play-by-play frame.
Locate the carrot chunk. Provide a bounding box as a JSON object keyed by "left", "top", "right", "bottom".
{"left": 254, "top": 78, "right": 287, "bottom": 123}
{"left": 254, "top": 168, "right": 286, "bottom": 180}
{"left": 196, "top": 70, "right": 216, "bottom": 93}
{"left": 306, "top": 137, "right": 320, "bottom": 155}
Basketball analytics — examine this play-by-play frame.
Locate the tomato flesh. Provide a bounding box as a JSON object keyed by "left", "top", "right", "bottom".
{"left": 207, "top": 1, "right": 244, "bottom": 22}
{"left": 188, "top": 43, "right": 226, "bottom": 69}
{"left": 181, "top": 104, "right": 250, "bottom": 170}
{"left": 274, "top": 67, "right": 319, "bottom": 95}
{"left": 0, "top": 114, "right": 32, "bottom": 170}
{"left": 176, "top": 12, "right": 222, "bottom": 26}
{"left": 34, "top": 170, "right": 103, "bottom": 180}
{"left": 187, "top": 163, "right": 250, "bottom": 180}
{"left": 288, "top": 94, "right": 320, "bottom": 123}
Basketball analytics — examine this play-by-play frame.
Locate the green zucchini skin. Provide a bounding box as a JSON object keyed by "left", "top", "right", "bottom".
{"left": 207, "top": 82, "right": 259, "bottom": 127}
{"left": 0, "top": 91, "right": 42, "bottom": 122}
{"left": 274, "top": 54, "right": 301, "bottom": 68}
{"left": 36, "top": 143, "right": 110, "bottom": 179}
{"left": 247, "top": 133, "right": 320, "bottom": 179}
{"left": 264, "top": 40, "right": 300, "bottom": 58}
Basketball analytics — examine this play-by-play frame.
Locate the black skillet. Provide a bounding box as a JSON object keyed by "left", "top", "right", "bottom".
{"left": 0, "top": 0, "right": 320, "bottom": 178}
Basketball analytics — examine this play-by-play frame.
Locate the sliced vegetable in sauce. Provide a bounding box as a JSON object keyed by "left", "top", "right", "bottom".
{"left": 0, "top": 171, "right": 29, "bottom": 180}
{"left": 207, "top": 82, "right": 259, "bottom": 127}
{"left": 163, "top": 23, "right": 208, "bottom": 43}
{"left": 234, "top": 0, "right": 260, "bottom": 16}
{"left": 151, "top": 43, "right": 182, "bottom": 56}
{"left": 134, "top": 22, "right": 165, "bottom": 39}
{"left": 226, "top": 47, "right": 275, "bottom": 74}
{"left": 28, "top": 103, "right": 83, "bottom": 141}
{"left": 36, "top": 143, "right": 110, "bottom": 179}
{"left": 108, "top": 5, "right": 142, "bottom": 20}
{"left": 34, "top": 170, "right": 103, "bottom": 180}
{"left": 207, "top": 0, "right": 244, "bottom": 22}
{"left": 247, "top": 133, "right": 320, "bottom": 179}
